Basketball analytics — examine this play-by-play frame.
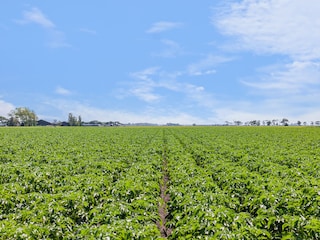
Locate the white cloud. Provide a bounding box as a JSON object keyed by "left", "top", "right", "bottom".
{"left": 130, "top": 88, "right": 161, "bottom": 102}
{"left": 47, "top": 30, "right": 70, "bottom": 48}
{"left": 213, "top": 0, "right": 320, "bottom": 123}
{"left": 130, "top": 67, "right": 159, "bottom": 81}
{"left": 17, "top": 7, "right": 70, "bottom": 48}
{"left": 55, "top": 86, "right": 72, "bottom": 96}
{"left": 20, "top": 7, "right": 55, "bottom": 29}
{"left": 214, "top": 108, "right": 270, "bottom": 124}
{"left": 129, "top": 67, "right": 217, "bottom": 108}
{"left": 181, "top": 83, "right": 217, "bottom": 109}
{"left": 153, "top": 39, "right": 183, "bottom": 58}
{"left": 129, "top": 67, "right": 161, "bottom": 102}
{"left": 79, "top": 28, "right": 97, "bottom": 35}
{"left": 214, "top": 0, "right": 320, "bottom": 61}
{"left": 146, "top": 21, "right": 182, "bottom": 33}
{"left": 44, "top": 99, "right": 207, "bottom": 125}
{"left": 187, "top": 54, "right": 231, "bottom": 76}
{"left": 0, "top": 99, "right": 15, "bottom": 116}
{"left": 242, "top": 61, "right": 320, "bottom": 93}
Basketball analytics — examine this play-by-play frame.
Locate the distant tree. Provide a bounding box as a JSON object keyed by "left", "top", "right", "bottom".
{"left": 266, "top": 120, "right": 272, "bottom": 126}
{"left": 89, "top": 120, "right": 102, "bottom": 125}
{"left": 315, "top": 121, "right": 320, "bottom": 126}
{"left": 297, "top": 121, "right": 301, "bottom": 126}
{"left": 249, "top": 120, "right": 260, "bottom": 126}
{"left": 234, "top": 120, "right": 242, "bottom": 126}
{"left": 272, "top": 119, "right": 278, "bottom": 126}
{"left": 281, "top": 118, "right": 289, "bottom": 126}
{"left": 68, "top": 113, "right": 78, "bottom": 126}
{"left": 68, "top": 113, "right": 82, "bottom": 126}
{"left": 78, "top": 115, "right": 82, "bottom": 126}
{"left": 0, "top": 116, "right": 8, "bottom": 124}
{"left": 7, "top": 116, "right": 19, "bottom": 126}
{"left": 8, "top": 107, "right": 37, "bottom": 126}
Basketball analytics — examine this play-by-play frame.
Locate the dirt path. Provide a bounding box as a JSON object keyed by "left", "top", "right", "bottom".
{"left": 156, "top": 135, "right": 172, "bottom": 238}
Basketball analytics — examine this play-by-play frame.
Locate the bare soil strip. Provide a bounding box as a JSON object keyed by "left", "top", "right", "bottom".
{"left": 156, "top": 143, "right": 172, "bottom": 238}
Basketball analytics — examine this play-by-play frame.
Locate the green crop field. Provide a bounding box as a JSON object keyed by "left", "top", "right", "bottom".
{"left": 1, "top": 126, "right": 320, "bottom": 239}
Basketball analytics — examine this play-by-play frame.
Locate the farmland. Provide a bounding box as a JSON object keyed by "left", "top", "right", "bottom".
{"left": 0, "top": 126, "right": 320, "bottom": 239}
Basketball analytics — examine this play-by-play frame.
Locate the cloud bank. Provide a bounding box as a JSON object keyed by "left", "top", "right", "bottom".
{"left": 212, "top": 0, "right": 320, "bottom": 122}
{"left": 215, "top": 0, "right": 320, "bottom": 61}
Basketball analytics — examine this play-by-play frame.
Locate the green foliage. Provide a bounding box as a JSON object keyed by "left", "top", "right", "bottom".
{"left": 0, "top": 127, "right": 162, "bottom": 239}
{"left": 8, "top": 107, "right": 37, "bottom": 126}
{"left": 164, "top": 127, "right": 320, "bottom": 239}
{"left": 0, "top": 126, "right": 320, "bottom": 239}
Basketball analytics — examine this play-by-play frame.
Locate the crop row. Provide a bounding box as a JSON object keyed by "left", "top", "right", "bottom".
{"left": 165, "top": 127, "right": 320, "bottom": 239}
{"left": 1, "top": 126, "right": 320, "bottom": 239}
{"left": 0, "top": 127, "right": 164, "bottom": 239}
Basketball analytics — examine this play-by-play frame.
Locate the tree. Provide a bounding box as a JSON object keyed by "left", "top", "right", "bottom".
{"left": 280, "top": 118, "right": 289, "bottom": 126}
{"left": 68, "top": 113, "right": 77, "bottom": 126}
{"left": 0, "top": 116, "right": 8, "bottom": 126}
{"left": 249, "top": 120, "right": 260, "bottom": 126}
{"left": 0, "top": 116, "right": 7, "bottom": 123}
{"left": 68, "top": 113, "right": 82, "bottom": 126}
{"left": 78, "top": 115, "right": 82, "bottom": 126}
{"left": 234, "top": 120, "right": 242, "bottom": 126}
{"left": 272, "top": 119, "right": 278, "bottom": 126}
{"left": 8, "top": 107, "right": 38, "bottom": 126}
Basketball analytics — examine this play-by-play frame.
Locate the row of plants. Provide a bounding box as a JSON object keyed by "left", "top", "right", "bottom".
{"left": 165, "top": 127, "right": 320, "bottom": 239}
{"left": 0, "top": 127, "right": 164, "bottom": 239}
{"left": 1, "top": 126, "right": 320, "bottom": 239}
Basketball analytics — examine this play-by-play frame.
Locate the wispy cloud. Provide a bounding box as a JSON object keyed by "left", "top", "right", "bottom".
{"left": 55, "top": 86, "right": 73, "bottom": 96}
{"left": 214, "top": 0, "right": 320, "bottom": 121}
{"left": 242, "top": 61, "right": 320, "bottom": 93}
{"left": 45, "top": 99, "right": 206, "bottom": 125}
{"left": 128, "top": 67, "right": 217, "bottom": 109}
{"left": 129, "top": 67, "right": 161, "bottom": 102}
{"left": 210, "top": 95, "right": 315, "bottom": 124}
{"left": 131, "top": 67, "right": 159, "bottom": 81}
{"left": 187, "top": 54, "right": 231, "bottom": 76}
{"left": 79, "top": 28, "right": 97, "bottom": 35}
{"left": 146, "top": 21, "right": 182, "bottom": 33}
{"left": 214, "top": 0, "right": 320, "bottom": 61}
{"left": 48, "top": 30, "right": 70, "bottom": 48}
{"left": 21, "top": 7, "right": 55, "bottom": 29}
{"left": 130, "top": 88, "right": 161, "bottom": 102}
{"left": 16, "top": 7, "right": 70, "bottom": 48}
{"left": 152, "top": 39, "right": 183, "bottom": 58}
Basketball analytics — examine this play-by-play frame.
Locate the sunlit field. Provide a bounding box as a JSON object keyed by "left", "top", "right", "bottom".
{"left": 1, "top": 126, "right": 320, "bottom": 239}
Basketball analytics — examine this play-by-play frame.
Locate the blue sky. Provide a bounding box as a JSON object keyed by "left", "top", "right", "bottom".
{"left": 1, "top": 1, "right": 320, "bottom": 124}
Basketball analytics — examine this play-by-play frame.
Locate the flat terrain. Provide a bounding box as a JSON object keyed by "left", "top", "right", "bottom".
{"left": 0, "top": 126, "right": 320, "bottom": 239}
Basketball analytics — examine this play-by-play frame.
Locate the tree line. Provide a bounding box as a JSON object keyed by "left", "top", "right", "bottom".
{"left": 0, "top": 107, "right": 37, "bottom": 126}
{"left": 1, "top": 107, "right": 320, "bottom": 127}
{"left": 0, "top": 107, "right": 82, "bottom": 127}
